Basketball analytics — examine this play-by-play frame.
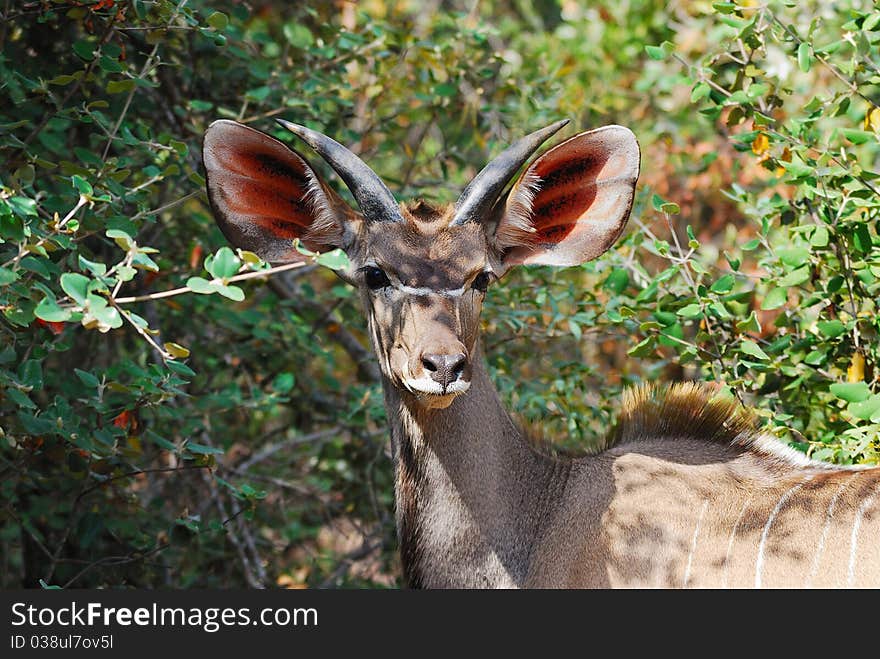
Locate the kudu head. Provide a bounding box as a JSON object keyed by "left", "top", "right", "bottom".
{"left": 203, "top": 119, "right": 639, "bottom": 408}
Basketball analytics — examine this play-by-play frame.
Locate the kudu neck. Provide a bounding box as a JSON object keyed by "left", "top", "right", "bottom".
{"left": 382, "top": 341, "right": 564, "bottom": 587}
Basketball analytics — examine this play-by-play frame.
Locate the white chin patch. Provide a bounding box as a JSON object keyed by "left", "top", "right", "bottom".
{"left": 403, "top": 376, "right": 471, "bottom": 397}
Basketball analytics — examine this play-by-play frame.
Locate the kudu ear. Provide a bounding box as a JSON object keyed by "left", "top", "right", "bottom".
{"left": 494, "top": 125, "right": 640, "bottom": 268}
{"left": 203, "top": 120, "right": 355, "bottom": 263}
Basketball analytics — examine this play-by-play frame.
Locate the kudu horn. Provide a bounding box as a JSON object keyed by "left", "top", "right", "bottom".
{"left": 276, "top": 119, "right": 404, "bottom": 223}
{"left": 451, "top": 119, "right": 569, "bottom": 226}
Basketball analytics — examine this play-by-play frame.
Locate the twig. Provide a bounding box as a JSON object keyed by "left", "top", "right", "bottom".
{"left": 101, "top": 0, "right": 189, "bottom": 159}
{"left": 116, "top": 303, "right": 171, "bottom": 360}
{"left": 236, "top": 427, "right": 342, "bottom": 472}
{"left": 114, "top": 261, "right": 307, "bottom": 304}
{"left": 75, "top": 465, "right": 212, "bottom": 503}
{"left": 202, "top": 470, "right": 265, "bottom": 588}
{"left": 131, "top": 190, "right": 202, "bottom": 223}
{"left": 61, "top": 545, "right": 168, "bottom": 589}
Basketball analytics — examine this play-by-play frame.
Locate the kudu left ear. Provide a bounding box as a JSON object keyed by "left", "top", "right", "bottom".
{"left": 494, "top": 125, "right": 640, "bottom": 268}
{"left": 203, "top": 120, "right": 353, "bottom": 264}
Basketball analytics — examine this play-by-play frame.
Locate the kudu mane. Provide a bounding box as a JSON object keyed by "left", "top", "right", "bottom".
{"left": 521, "top": 382, "right": 827, "bottom": 471}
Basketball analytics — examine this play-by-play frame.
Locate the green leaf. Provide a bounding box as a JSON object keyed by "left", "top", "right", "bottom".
{"left": 72, "top": 39, "right": 95, "bottom": 61}
{"left": 206, "top": 247, "right": 240, "bottom": 279}
{"left": 215, "top": 284, "right": 245, "bottom": 301}
{"left": 817, "top": 320, "right": 846, "bottom": 338}
{"left": 810, "top": 226, "right": 829, "bottom": 247}
{"left": 760, "top": 286, "right": 788, "bottom": 310}
{"left": 283, "top": 22, "right": 314, "bottom": 48}
{"left": 740, "top": 339, "right": 770, "bottom": 361}
{"left": 106, "top": 229, "right": 134, "bottom": 250}
{"left": 60, "top": 273, "right": 90, "bottom": 305}
{"left": 603, "top": 268, "right": 629, "bottom": 294}
{"left": 207, "top": 11, "right": 229, "bottom": 30}
{"left": 735, "top": 311, "right": 762, "bottom": 334}
{"left": 848, "top": 395, "right": 880, "bottom": 421}
{"left": 650, "top": 193, "right": 679, "bottom": 214}
{"left": 627, "top": 336, "right": 655, "bottom": 357}
{"left": 7, "top": 388, "right": 35, "bottom": 410}
{"left": 777, "top": 266, "right": 810, "bottom": 287}
{"left": 71, "top": 175, "right": 93, "bottom": 196}
{"left": 185, "top": 442, "right": 225, "bottom": 455}
{"left": 273, "top": 372, "right": 295, "bottom": 393}
{"left": 78, "top": 255, "right": 107, "bottom": 277}
{"left": 841, "top": 129, "right": 874, "bottom": 145}
{"left": 186, "top": 277, "right": 216, "bottom": 294}
{"left": 166, "top": 360, "right": 196, "bottom": 377}
{"left": 690, "top": 82, "right": 711, "bottom": 103}
{"left": 0, "top": 266, "right": 19, "bottom": 286}
{"left": 74, "top": 369, "right": 100, "bottom": 387}
{"left": 106, "top": 79, "right": 137, "bottom": 94}
{"left": 829, "top": 382, "right": 871, "bottom": 403}
{"left": 778, "top": 246, "right": 810, "bottom": 268}
{"left": 83, "top": 295, "right": 122, "bottom": 332}
{"left": 710, "top": 274, "right": 735, "bottom": 294}
{"left": 19, "top": 359, "right": 43, "bottom": 389}
{"left": 35, "top": 297, "right": 72, "bottom": 322}
{"left": 779, "top": 159, "right": 813, "bottom": 178}
{"left": 797, "top": 42, "right": 812, "bottom": 72}
{"left": 8, "top": 197, "right": 37, "bottom": 218}
{"left": 677, "top": 303, "right": 703, "bottom": 319}
{"left": 315, "top": 249, "right": 351, "bottom": 271}
{"left": 645, "top": 45, "right": 665, "bottom": 60}
{"left": 98, "top": 55, "right": 123, "bottom": 73}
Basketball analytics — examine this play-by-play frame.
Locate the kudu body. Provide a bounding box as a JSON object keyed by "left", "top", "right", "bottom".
{"left": 203, "top": 118, "right": 880, "bottom": 588}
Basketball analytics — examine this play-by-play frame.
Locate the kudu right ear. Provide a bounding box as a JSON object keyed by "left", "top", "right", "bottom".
{"left": 203, "top": 120, "right": 354, "bottom": 263}
{"left": 494, "top": 125, "right": 640, "bottom": 269}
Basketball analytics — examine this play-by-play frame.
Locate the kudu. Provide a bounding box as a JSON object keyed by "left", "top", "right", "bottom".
{"left": 203, "top": 118, "right": 880, "bottom": 588}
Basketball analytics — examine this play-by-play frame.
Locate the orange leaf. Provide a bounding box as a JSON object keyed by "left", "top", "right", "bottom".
{"left": 751, "top": 133, "right": 769, "bottom": 156}
{"left": 113, "top": 410, "right": 133, "bottom": 429}
{"left": 865, "top": 108, "right": 880, "bottom": 132}
{"left": 189, "top": 243, "right": 204, "bottom": 270}
{"left": 35, "top": 318, "right": 65, "bottom": 335}
{"left": 847, "top": 352, "right": 865, "bottom": 383}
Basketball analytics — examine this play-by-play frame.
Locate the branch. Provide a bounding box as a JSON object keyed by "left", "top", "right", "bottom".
{"left": 114, "top": 261, "right": 307, "bottom": 304}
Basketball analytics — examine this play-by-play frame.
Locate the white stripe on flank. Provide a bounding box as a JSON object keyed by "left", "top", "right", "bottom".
{"left": 847, "top": 480, "right": 880, "bottom": 587}
{"left": 683, "top": 500, "right": 709, "bottom": 588}
{"left": 805, "top": 473, "right": 860, "bottom": 588}
{"left": 720, "top": 494, "right": 752, "bottom": 589}
{"left": 755, "top": 476, "right": 813, "bottom": 588}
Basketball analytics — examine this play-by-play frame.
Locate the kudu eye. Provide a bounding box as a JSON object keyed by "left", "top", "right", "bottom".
{"left": 472, "top": 271, "right": 491, "bottom": 293}
{"left": 363, "top": 266, "right": 391, "bottom": 290}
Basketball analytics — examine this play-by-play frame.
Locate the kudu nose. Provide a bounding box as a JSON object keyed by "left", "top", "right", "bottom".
{"left": 421, "top": 353, "right": 467, "bottom": 388}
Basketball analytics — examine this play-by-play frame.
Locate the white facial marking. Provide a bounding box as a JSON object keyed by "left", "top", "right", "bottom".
{"left": 755, "top": 475, "right": 813, "bottom": 588}
{"left": 847, "top": 480, "right": 880, "bottom": 587}
{"left": 683, "top": 499, "right": 709, "bottom": 588}
{"left": 403, "top": 376, "right": 470, "bottom": 396}
{"left": 721, "top": 494, "right": 752, "bottom": 589}
{"left": 395, "top": 283, "right": 468, "bottom": 298}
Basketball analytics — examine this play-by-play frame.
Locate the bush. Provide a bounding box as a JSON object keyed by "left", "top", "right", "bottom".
{"left": 0, "top": 0, "right": 877, "bottom": 588}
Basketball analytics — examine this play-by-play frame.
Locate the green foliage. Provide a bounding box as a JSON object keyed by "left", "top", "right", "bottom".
{"left": 1, "top": 0, "right": 878, "bottom": 589}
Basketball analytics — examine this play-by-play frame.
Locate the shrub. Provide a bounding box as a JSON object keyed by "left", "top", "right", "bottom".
{"left": 0, "top": 0, "right": 876, "bottom": 588}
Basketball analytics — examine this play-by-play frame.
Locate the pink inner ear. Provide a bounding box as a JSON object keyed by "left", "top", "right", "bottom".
{"left": 204, "top": 121, "right": 338, "bottom": 262}
{"left": 208, "top": 131, "right": 316, "bottom": 233}
{"left": 502, "top": 126, "right": 640, "bottom": 267}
